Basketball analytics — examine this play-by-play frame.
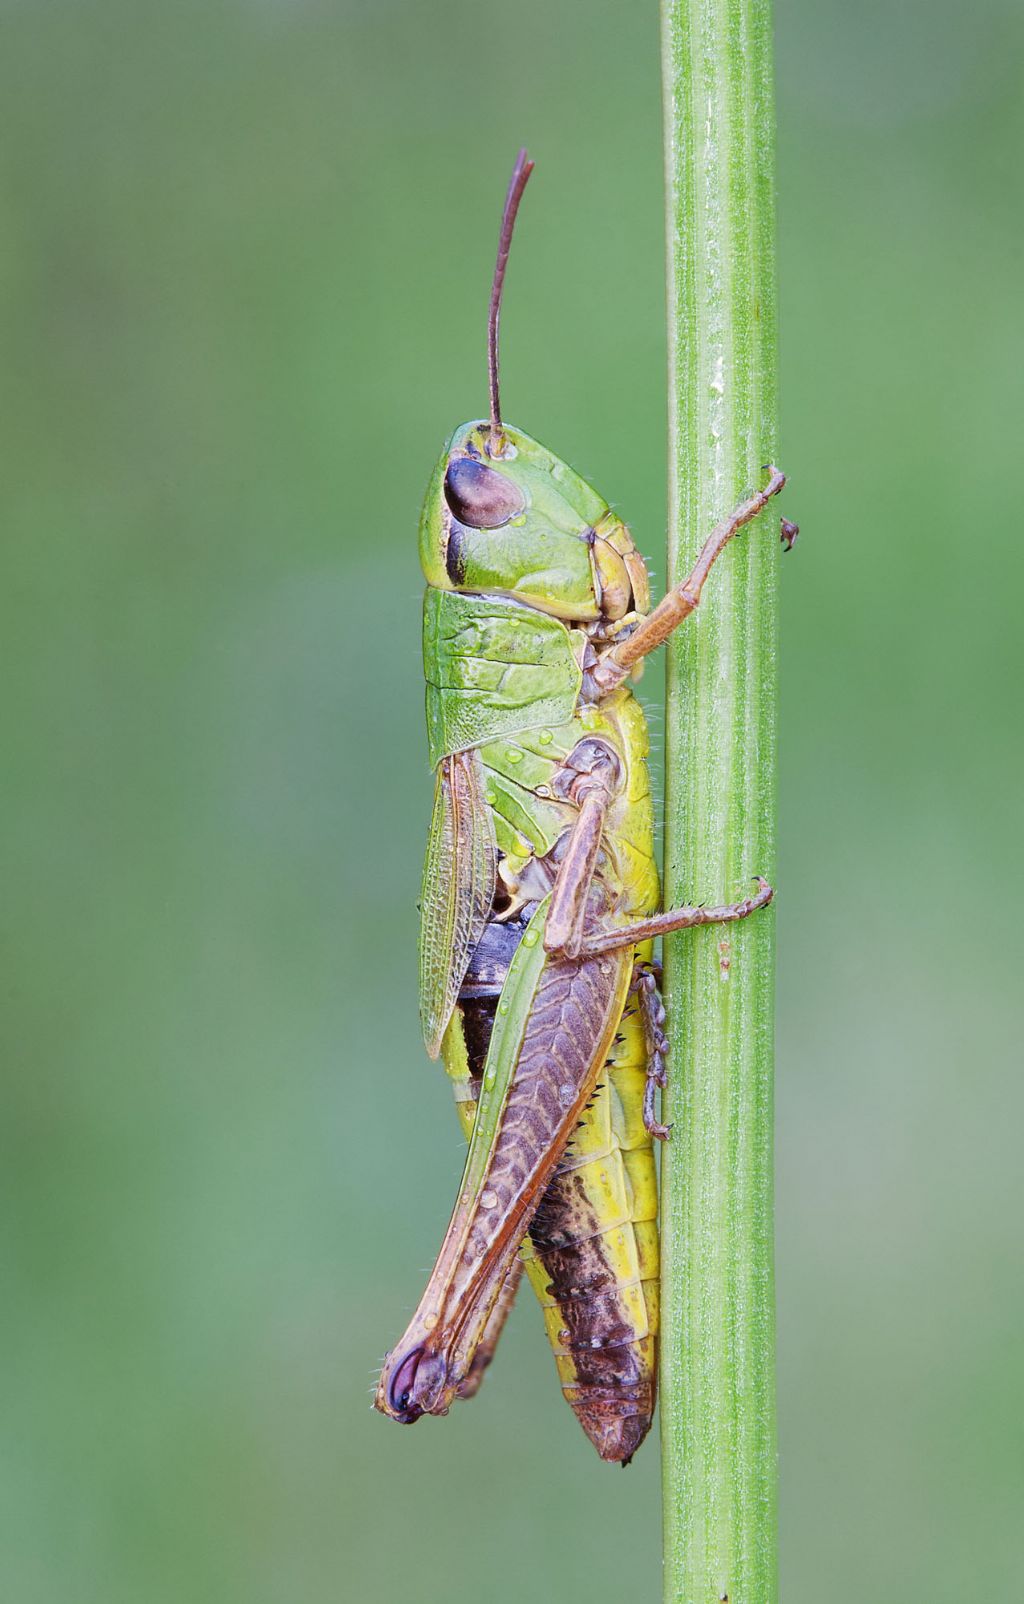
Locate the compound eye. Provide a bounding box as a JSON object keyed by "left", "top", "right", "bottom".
{"left": 443, "top": 456, "right": 525, "bottom": 529}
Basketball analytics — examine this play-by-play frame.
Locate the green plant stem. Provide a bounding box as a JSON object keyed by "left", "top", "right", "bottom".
{"left": 659, "top": 1, "right": 780, "bottom": 1601}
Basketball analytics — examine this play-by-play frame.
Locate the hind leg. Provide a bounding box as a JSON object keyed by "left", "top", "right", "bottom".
{"left": 631, "top": 961, "right": 670, "bottom": 1140}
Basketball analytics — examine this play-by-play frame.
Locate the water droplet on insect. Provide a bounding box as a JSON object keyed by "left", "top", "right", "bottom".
{"left": 506, "top": 748, "right": 522, "bottom": 764}
{"left": 485, "top": 791, "right": 497, "bottom": 805}
{"left": 485, "top": 1070, "right": 496, "bottom": 1088}
{"left": 538, "top": 729, "right": 553, "bottom": 745}
{"left": 559, "top": 1328, "right": 570, "bottom": 1344}
{"left": 523, "top": 930, "right": 538, "bottom": 947}
{"left": 559, "top": 1083, "right": 574, "bottom": 1106}
{"left": 536, "top": 784, "right": 551, "bottom": 798}
{"left": 498, "top": 1001, "right": 509, "bottom": 1015}
{"left": 424, "top": 1312, "right": 438, "bottom": 1330}
{"left": 481, "top": 1189, "right": 498, "bottom": 1210}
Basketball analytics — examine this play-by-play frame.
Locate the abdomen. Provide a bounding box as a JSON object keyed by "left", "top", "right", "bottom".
{"left": 441, "top": 687, "right": 660, "bottom": 1461}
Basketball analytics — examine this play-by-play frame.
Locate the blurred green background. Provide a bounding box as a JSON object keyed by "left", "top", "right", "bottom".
{"left": 3, "top": 1, "right": 1022, "bottom": 1599}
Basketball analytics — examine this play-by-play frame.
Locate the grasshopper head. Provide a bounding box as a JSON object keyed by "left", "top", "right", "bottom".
{"left": 419, "top": 420, "right": 649, "bottom": 624}
{"left": 418, "top": 150, "right": 649, "bottom": 625}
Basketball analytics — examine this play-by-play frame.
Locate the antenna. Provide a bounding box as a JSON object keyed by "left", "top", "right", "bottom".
{"left": 487, "top": 147, "right": 534, "bottom": 456}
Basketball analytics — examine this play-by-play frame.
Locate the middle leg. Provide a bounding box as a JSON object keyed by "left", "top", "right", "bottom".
{"left": 579, "top": 876, "right": 774, "bottom": 959}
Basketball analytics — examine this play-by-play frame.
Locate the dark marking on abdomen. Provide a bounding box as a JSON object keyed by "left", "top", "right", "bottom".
{"left": 529, "top": 1168, "right": 655, "bottom": 1462}
{"left": 459, "top": 915, "right": 527, "bottom": 1074}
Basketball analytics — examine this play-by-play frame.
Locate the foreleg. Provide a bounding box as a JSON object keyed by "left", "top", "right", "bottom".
{"left": 593, "top": 468, "right": 788, "bottom": 694}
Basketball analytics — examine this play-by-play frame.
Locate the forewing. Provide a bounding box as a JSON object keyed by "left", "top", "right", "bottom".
{"left": 419, "top": 749, "right": 496, "bottom": 1058}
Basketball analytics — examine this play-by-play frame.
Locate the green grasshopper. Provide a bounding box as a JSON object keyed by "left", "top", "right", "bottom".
{"left": 375, "top": 150, "right": 791, "bottom": 1463}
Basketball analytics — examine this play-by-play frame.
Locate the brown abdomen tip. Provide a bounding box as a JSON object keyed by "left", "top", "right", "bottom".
{"left": 570, "top": 1393, "right": 654, "bottom": 1464}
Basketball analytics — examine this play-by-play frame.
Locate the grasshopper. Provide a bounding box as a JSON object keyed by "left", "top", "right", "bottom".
{"left": 375, "top": 150, "right": 791, "bottom": 1463}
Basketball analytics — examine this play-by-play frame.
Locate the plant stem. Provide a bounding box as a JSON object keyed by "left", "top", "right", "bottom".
{"left": 659, "top": 1, "right": 780, "bottom": 1602}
